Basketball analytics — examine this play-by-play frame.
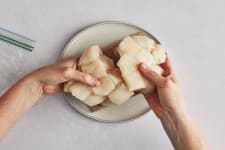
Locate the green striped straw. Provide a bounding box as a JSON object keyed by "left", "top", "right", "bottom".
{"left": 0, "top": 27, "right": 35, "bottom": 52}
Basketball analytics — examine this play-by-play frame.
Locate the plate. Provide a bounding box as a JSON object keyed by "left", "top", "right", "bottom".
{"left": 60, "top": 21, "right": 160, "bottom": 123}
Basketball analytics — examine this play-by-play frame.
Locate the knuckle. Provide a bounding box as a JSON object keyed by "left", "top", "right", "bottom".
{"left": 82, "top": 74, "right": 91, "bottom": 82}
{"left": 71, "top": 59, "right": 77, "bottom": 69}
{"left": 162, "top": 78, "right": 171, "bottom": 87}
{"left": 145, "top": 69, "right": 155, "bottom": 77}
{"left": 63, "top": 68, "right": 73, "bottom": 79}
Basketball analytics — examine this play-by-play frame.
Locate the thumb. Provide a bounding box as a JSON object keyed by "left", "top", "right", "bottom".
{"left": 63, "top": 68, "right": 100, "bottom": 86}
{"left": 138, "top": 63, "right": 165, "bottom": 87}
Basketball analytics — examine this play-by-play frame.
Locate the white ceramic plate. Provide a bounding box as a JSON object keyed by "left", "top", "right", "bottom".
{"left": 60, "top": 21, "right": 160, "bottom": 123}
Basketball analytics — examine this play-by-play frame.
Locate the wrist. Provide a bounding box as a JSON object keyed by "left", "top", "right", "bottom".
{"left": 22, "top": 74, "right": 44, "bottom": 101}
{"left": 159, "top": 107, "right": 189, "bottom": 135}
{"left": 159, "top": 109, "right": 189, "bottom": 148}
{"left": 161, "top": 108, "right": 188, "bottom": 123}
{"left": 161, "top": 98, "right": 187, "bottom": 121}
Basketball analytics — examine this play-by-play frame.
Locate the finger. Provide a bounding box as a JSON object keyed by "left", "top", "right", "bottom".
{"left": 144, "top": 93, "right": 164, "bottom": 118}
{"left": 43, "top": 85, "right": 63, "bottom": 94}
{"left": 160, "top": 56, "right": 177, "bottom": 81}
{"left": 60, "top": 57, "right": 77, "bottom": 69}
{"left": 66, "top": 69, "right": 100, "bottom": 86}
{"left": 160, "top": 56, "right": 173, "bottom": 76}
{"left": 138, "top": 63, "right": 165, "bottom": 87}
{"left": 145, "top": 93, "right": 160, "bottom": 109}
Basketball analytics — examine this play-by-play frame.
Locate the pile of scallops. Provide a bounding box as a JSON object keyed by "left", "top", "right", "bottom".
{"left": 64, "top": 33, "right": 166, "bottom": 111}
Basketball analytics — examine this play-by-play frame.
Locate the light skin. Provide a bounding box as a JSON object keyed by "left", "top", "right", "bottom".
{"left": 138, "top": 57, "right": 208, "bottom": 150}
{"left": 0, "top": 56, "right": 207, "bottom": 149}
{"left": 0, "top": 58, "right": 100, "bottom": 140}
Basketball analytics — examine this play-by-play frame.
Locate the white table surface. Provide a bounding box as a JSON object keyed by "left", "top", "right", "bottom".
{"left": 0, "top": 0, "right": 224, "bottom": 149}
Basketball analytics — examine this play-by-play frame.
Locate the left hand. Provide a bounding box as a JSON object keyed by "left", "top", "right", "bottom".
{"left": 30, "top": 58, "right": 100, "bottom": 95}
{"left": 0, "top": 57, "right": 100, "bottom": 140}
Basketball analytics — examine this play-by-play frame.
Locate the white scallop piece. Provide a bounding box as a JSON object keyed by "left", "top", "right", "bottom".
{"left": 60, "top": 22, "right": 160, "bottom": 122}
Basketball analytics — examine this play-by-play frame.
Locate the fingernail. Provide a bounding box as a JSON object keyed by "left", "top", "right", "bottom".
{"left": 92, "top": 79, "right": 100, "bottom": 86}
{"left": 95, "top": 80, "right": 101, "bottom": 86}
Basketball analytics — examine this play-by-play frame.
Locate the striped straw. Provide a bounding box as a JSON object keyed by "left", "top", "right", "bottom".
{"left": 0, "top": 27, "right": 35, "bottom": 52}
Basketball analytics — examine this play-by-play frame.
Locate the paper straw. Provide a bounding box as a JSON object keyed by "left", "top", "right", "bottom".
{"left": 0, "top": 27, "right": 35, "bottom": 52}
{"left": 0, "top": 35, "right": 33, "bottom": 51}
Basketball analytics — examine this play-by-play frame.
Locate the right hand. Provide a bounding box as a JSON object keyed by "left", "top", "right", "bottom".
{"left": 139, "top": 57, "right": 208, "bottom": 150}
{"left": 138, "top": 57, "right": 185, "bottom": 120}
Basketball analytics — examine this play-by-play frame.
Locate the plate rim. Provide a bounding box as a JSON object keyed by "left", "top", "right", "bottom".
{"left": 59, "top": 21, "right": 159, "bottom": 123}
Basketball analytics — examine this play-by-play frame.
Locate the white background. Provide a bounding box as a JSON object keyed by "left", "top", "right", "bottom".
{"left": 0, "top": 0, "right": 224, "bottom": 149}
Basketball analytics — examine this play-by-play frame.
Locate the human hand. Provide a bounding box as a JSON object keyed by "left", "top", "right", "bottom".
{"left": 138, "top": 57, "right": 208, "bottom": 150}
{"left": 0, "top": 58, "right": 99, "bottom": 140}
{"left": 30, "top": 58, "right": 100, "bottom": 95}
{"left": 138, "top": 57, "right": 185, "bottom": 120}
